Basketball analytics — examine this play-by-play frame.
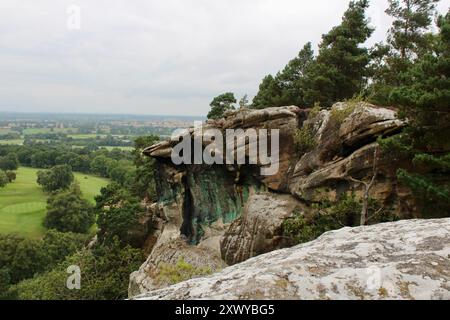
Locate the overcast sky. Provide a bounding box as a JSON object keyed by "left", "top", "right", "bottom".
{"left": 0, "top": 0, "right": 448, "bottom": 116}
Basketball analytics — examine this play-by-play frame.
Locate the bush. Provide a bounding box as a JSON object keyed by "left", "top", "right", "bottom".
{"left": 294, "top": 125, "right": 316, "bottom": 154}
{"left": 37, "top": 165, "right": 74, "bottom": 192}
{"left": 0, "top": 171, "right": 8, "bottom": 188}
{"left": 283, "top": 194, "right": 361, "bottom": 245}
{"left": 44, "top": 185, "right": 95, "bottom": 233}
{"left": 397, "top": 169, "right": 450, "bottom": 217}
{"left": 0, "top": 153, "right": 19, "bottom": 171}
{"left": 309, "top": 102, "right": 322, "bottom": 118}
{"left": 330, "top": 101, "right": 358, "bottom": 124}
{"left": 5, "top": 171, "right": 16, "bottom": 183}
{"left": 0, "top": 231, "right": 87, "bottom": 292}
{"left": 155, "top": 257, "right": 213, "bottom": 286}
{"left": 283, "top": 193, "right": 397, "bottom": 245}
{"left": 11, "top": 239, "right": 144, "bottom": 300}
{"left": 96, "top": 197, "right": 143, "bottom": 247}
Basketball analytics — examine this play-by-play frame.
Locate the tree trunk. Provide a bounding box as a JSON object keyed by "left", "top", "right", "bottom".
{"left": 360, "top": 190, "right": 370, "bottom": 226}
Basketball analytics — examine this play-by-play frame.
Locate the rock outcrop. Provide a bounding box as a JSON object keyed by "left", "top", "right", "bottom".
{"left": 220, "top": 192, "right": 305, "bottom": 265}
{"left": 133, "top": 218, "right": 450, "bottom": 300}
{"left": 129, "top": 102, "right": 417, "bottom": 297}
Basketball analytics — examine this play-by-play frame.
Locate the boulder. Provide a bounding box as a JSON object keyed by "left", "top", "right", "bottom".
{"left": 221, "top": 192, "right": 304, "bottom": 265}
{"left": 132, "top": 218, "right": 450, "bottom": 300}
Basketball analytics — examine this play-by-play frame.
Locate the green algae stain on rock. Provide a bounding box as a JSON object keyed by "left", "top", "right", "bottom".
{"left": 154, "top": 161, "right": 263, "bottom": 245}
{"left": 184, "top": 165, "right": 262, "bottom": 244}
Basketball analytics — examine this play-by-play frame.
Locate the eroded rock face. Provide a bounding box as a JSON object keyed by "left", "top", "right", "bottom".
{"left": 289, "top": 102, "right": 408, "bottom": 212}
{"left": 130, "top": 102, "right": 414, "bottom": 297}
{"left": 221, "top": 192, "right": 304, "bottom": 265}
{"left": 133, "top": 218, "right": 450, "bottom": 300}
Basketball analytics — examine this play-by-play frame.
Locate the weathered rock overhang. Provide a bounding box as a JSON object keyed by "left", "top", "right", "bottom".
{"left": 129, "top": 102, "right": 413, "bottom": 298}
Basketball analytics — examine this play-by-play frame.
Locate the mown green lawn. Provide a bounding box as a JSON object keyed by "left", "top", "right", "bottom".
{"left": 0, "top": 167, "right": 108, "bottom": 238}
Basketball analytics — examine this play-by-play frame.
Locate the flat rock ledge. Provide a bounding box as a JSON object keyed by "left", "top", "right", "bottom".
{"left": 132, "top": 218, "right": 450, "bottom": 300}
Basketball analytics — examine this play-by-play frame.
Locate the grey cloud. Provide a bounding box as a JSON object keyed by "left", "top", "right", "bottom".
{"left": 0, "top": 0, "right": 447, "bottom": 116}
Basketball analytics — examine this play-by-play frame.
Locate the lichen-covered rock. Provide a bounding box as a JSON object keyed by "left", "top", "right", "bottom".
{"left": 132, "top": 218, "right": 450, "bottom": 300}
{"left": 220, "top": 192, "right": 304, "bottom": 265}
{"left": 289, "top": 102, "right": 407, "bottom": 211}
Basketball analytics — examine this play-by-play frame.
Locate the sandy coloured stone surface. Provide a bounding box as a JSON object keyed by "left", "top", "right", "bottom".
{"left": 132, "top": 218, "right": 450, "bottom": 300}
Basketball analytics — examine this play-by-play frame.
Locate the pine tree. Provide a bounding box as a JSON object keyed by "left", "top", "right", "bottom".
{"left": 386, "top": 0, "right": 440, "bottom": 59}
{"left": 207, "top": 93, "right": 236, "bottom": 120}
{"left": 368, "top": 0, "right": 440, "bottom": 105}
{"left": 251, "top": 43, "right": 314, "bottom": 109}
{"left": 251, "top": 75, "right": 282, "bottom": 109}
{"left": 384, "top": 11, "right": 450, "bottom": 215}
{"left": 391, "top": 10, "right": 449, "bottom": 149}
{"left": 275, "top": 42, "right": 314, "bottom": 107}
{"left": 302, "top": 0, "right": 373, "bottom": 107}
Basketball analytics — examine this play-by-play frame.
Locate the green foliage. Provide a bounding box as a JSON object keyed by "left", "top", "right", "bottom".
{"left": 397, "top": 169, "right": 450, "bottom": 216}
{"left": 377, "top": 134, "right": 414, "bottom": 162}
{"left": 0, "top": 231, "right": 86, "bottom": 290}
{"left": 0, "top": 153, "right": 19, "bottom": 171}
{"left": 251, "top": 75, "right": 282, "bottom": 109}
{"left": 368, "top": 0, "right": 440, "bottom": 105}
{"left": 0, "top": 171, "right": 8, "bottom": 188}
{"left": 132, "top": 135, "right": 159, "bottom": 200}
{"left": 9, "top": 239, "right": 48, "bottom": 283}
{"left": 10, "top": 239, "right": 144, "bottom": 300}
{"left": 330, "top": 101, "right": 358, "bottom": 123}
{"left": 283, "top": 194, "right": 362, "bottom": 245}
{"left": 207, "top": 93, "right": 237, "bottom": 120}
{"left": 302, "top": 0, "right": 373, "bottom": 107}
{"left": 385, "top": 11, "right": 450, "bottom": 216}
{"left": 390, "top": 11, "right": 450, "bottom": 150}
{"left": 251, "top": 0, "right": 373, "bottom": 109}
{"left": 294, "top": 125, "right": 317, "bottom": 154}
{"left": 97, "top": 201, "right": 143, "bottom": 247}
{"left": 412, "top": 153, "right": 450, "bottom": 171}
{"left": 0, "top": 169, "right": 17, "bottom": 188}
{"left": 95, "top": 184, "right": 144, "bottom": 247}
{"left": 90, "top": 155, "right": 114, "bottom": 178}
{"left": 156, "top": 257, "right": 213, "bottom": 286}
{"left": 42, "top": 230, "right": 88, "bottom": 267}
{"left": 5, "top": 171, "right": 16, "bottom": 183}
{"left": 386, "top": 0, "right": 440, "bottom": 59}
{"left": 309, "top": 103, "right": 322, "bottom": 118}
{"left": 44, "top": 185, "right": 95, "bottom": 233}
{"left": 37, "top": 164, "right": 74, "bottom": 192}
{"left": 282, "top": 194, "right": 396, "bottom": 245}
{"left": 252, "top": 43, "right": 314, "bottom": 109}
{"left": 0, "top": 268, "right": 12, "bottom": 299}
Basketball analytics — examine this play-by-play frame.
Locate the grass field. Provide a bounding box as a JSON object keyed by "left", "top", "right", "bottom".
{"left": 0, "top": 139, "right": 23, "bottom": 145}
{"left": 100, "top": 146, "right": 134, "bottom": 151}
{"left": 22, "top": 128, "right": 78, "bottom": 135}
{"left": 67, "top": 134, "right": 104, "bottom": 139}
{"left": 0, "top": 167, "right": 108, "bottom": 238}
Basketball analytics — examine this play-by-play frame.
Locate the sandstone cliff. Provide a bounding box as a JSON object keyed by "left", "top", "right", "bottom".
{"left": 129, "top": 102, "right": 425, "bottom": 298}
